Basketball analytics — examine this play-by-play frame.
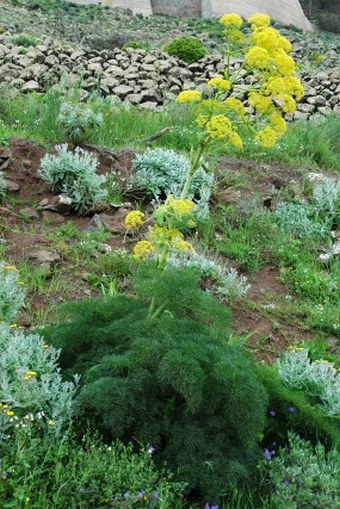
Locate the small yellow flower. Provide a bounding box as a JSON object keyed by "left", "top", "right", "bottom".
{"left": 177, "top": 90, "right": 202, "bottom": 104}
{"left": 26, "top": 371, "right": 37, "bottom": 377}
{"left": 227, "top": 131, "right": 243, "bottom": 149}
{"left": 224, "top": 97, "right": 246, "bottom": 116}
{"left": 18, "top": 281, "right": 25, "bottom": 286}
{"left": 206, "top": 115, "right": 233, "bottom": 140}
{"left": 208, "top": 77, "right": 231, "bottom": 92}
{"left": 256, "top": 127, "right": 279, "bottom": 148}
{"left": 6, "top": 410, "right": 15, "bottom": 416}
{"left": 247, "top": 13, "right": 271, "bottom": 28}
{"left": 245, "top": 46, "right": 270, "bottom": 69}
{"left": 219, "top": 13, "right": 243, "bottom": 28}
{"left": 48, "top": 420, "right": 56, "bottom": 426}
{"left": 167, "top": 198, "right": 196, "bottom": 216}
{"left": 269, "top": 114, "right": 287, "bottom": 135}
{"left": 42, "top": 344, "right": 49, "bottom": 349}
{"left": 124, "top": 210, "right": 145, "bottom": 230}
{"left": 175, "top": 241, "right": 193, "bottom": 252}
{"left": 133, "top": 241, "right": 155, "bottom": 259}
{"left": 3, "top": 265, "right": 18, "bottom": 272}
{"left": 10, "top": 324, "right": 17, "bottom": 329}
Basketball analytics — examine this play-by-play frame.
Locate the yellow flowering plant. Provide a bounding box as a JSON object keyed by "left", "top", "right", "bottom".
{"left": 176, "top": 12, "right": 304, "bottom": 197}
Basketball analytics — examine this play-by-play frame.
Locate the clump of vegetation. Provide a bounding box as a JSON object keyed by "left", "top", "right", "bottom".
{"left": 0, "top": 431, "right": 185, "bottom": 508}
{"left": 260, "top": 432, "right": 340, "bottom": 508}
{"left": 45, "top": 266, "right": 268, "bottom": 500}
{"left": 57, "top": 101, "right": 103, "bottom": 145}
{"left": 39, "top": 144, "right": 107, "bottom": 215}
{"left": 10, "top": 33, "right": 40, "bottom": 47}
{"left": 0, "top": 262, "right": 26, "bottom": 323}
{"left": 131, "top": 148, "right": 214, "bottom": 204}
{"left": 277, "top": 348, "right": 340, "bottom": 416}
{"left": 165, "top": 36, "right": 207, "bottom": 63}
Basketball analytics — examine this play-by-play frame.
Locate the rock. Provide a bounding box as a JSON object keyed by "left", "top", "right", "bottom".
{"left": 319, "top": 241, "right": 340, "bottom": 262}
{"left": 41, "top": 211, "right": 65, "bottom": 224}
{"left": 83, "top": 214, "right": 105, "bottom": 233}
{"left": 4, "top": 179, "right": 20, "bottom": 192}
{"left": 17, "top": 310, "right": 32, "bottom": 328}
{"left": 112, "top": 85, "right": 135, "bottom": 99}
{"left": 39, "top": 195, "right": 72, "bottom": 214}
{"left": 99, "top": 208, "right": 130, "bottom": 233}
{"left": 0, "top": 148, "right": 11, "bottom": 170}
{"left": 22, "top": 80, "right": 40, "bottom": 92}
{"left": 19, "top": 207, "right": 39, "bottom": 220}
{"left": 26, "top": 249, "right": 61, "bottom": 270}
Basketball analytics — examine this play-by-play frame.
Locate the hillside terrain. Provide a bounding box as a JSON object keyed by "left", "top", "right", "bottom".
{"left": 0, "top": 2, "right": 339, "bottom": 508}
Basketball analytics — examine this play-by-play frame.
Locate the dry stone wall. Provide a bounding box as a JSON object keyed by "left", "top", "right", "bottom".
{"left": 0, "top": 34, "right": 339, "bottom": 120}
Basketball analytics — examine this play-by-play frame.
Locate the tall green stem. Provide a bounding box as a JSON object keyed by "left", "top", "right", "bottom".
{"left": 180, "top": 141, "right": 206, "bottom": 200}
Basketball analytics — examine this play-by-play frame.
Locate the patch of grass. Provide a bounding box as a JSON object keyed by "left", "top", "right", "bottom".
{"left": 0, "top": 89, "right": 339, "bottom": 170}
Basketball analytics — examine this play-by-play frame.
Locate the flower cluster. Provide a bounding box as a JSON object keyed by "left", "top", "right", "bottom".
{"left": 124, "top": 210, "right": 145, "bottom": 230}
{"left": 176, "top": 12, "right": 304, "bottom": 151}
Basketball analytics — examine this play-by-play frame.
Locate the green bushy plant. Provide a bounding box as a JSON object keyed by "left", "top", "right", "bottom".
{"left": 0, "top": 262, "right": 26, "bottom": 322}
{"left": 10, "top": 33, "right": 40, "bottom": 47}
{"left": 45, "top": 267, "right": 268, "bottom": 500}
{"left": 131, "top": 148, "right": 214, "bottom": 204}
{"left": 0, "top": 431, "right": 185, "bottom": 509}
{"left": 257, "top": 364, "right": 340, "bottom": 450}
{"left": 261, "top": 432, "right": 340, "bottom": 509}
{"left": 39, "top": 144, "right": 107, "bottom": 215}
{"left": 57, "top": 102, "right": 103, "bottom": 145}
{"left": 277, "top": 348, "right": 340, "bottom": 416}
{"left": 0, "top": 323, "right": 78, "bottom": 438}
{"left": 165, "top": 36, "right": 207, "bottom": 63}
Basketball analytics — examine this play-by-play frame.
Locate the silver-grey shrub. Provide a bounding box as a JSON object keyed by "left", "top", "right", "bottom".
{"left": 0, "top": 261, "right": 26, "bottom": 323}
{"left": 312, "top": 177, "right": 340, "bottom": 225}
{"left": 277, "top": 348, "right": 340, "bottom": 416}
{"left": 274, "top": 202, "right": 328, "bottom": 240}
{"left": 131, "top": 148, "right": 214, "bottom": 205}
{"left": 57, "top": 101, "right": 103, "bottom": 144}
{"left": 0, "top": 323, "right": 79, "bottom": 438}
{"left": 263, "top": 432, "right": 340, "bottom": 509}
{"left": 39, "top": 144, "right": 107, "bottom": 215}
{"left": 167, "top": 250, "right": 250, "bottom": 303}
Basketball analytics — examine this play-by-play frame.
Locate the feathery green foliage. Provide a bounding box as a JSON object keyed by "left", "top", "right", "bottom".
{"left": 44, "top": 267, "right": 268, "bottom": 500}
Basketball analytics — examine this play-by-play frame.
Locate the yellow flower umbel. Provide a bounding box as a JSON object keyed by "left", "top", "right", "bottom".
{"left": 256, "top": 127, "right": 279, "bottom": 148}
{"left": 177, "top": 90, "right": 202, "bottom": 104}
{"left": 224, "top": 97, "right": 246, "bottom": 116}
{"left": 208, "top": 77, "right": 231, "bottom": 92}
{"left": 219, "top": 13, "right": 243, "bottom": 28}
{"left": 124, "top": 210, "right": 145, "bottom": 230}
{"left": 133, "top": 241, "right": 155, "bottom": 259}
{"left": 247, "top": 13, "right": 271, "bottom": 29}
{"left": 245, "top": 46, "right": 270, "bottom": 69}
{"left": 205, "top": 115, "right": 232, "bottom": 140}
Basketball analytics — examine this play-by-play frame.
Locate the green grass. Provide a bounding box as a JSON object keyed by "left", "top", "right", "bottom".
{"left": 0, "top": 89, "right": 339, "bottom": 170}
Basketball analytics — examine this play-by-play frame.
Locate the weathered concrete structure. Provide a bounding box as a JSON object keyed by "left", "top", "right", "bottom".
{"left": 71, "top": 0, "right": 312, "bottom": 31}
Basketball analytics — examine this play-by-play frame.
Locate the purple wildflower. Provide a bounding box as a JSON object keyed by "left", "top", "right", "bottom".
{"left": 147, "top": 446, "right": 156, "bottom": 455}
{"left": 289, "top": 406, "right": 296, "bottom": 413}
{"left": 283, "top": 480, "right": 290, "bottom": 486}
{"left": 269, "top": 410, "right": 276, "bottom": 417}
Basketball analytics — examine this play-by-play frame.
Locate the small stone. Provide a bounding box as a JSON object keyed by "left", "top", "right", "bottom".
{"left": 26, "top": 249, "right": 61, "bottom": 270}
{"left": 22, "top": 80, "right": 40, "bottom": 92}
{"left": 99, "top": 208, "right": 129, "bottom": 234}
{"left": 216, "top": 188, "right": 241, "bottom": 205}
{"left": 83, "top": 214, "right": 104, "bottom": 233}
{"left": 19, "top": 207, "right": 39, "bottom": 219}
{"left": 41, "top": 211, "right": 65, "bottom": 225}
{"left": 40, "top": 195, "right": 72, "bottom": 214}
{"left": 4, "top": 179, "right": 20, "bottom": 192}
